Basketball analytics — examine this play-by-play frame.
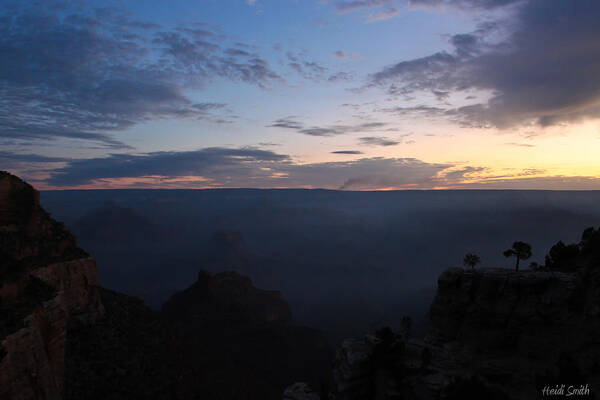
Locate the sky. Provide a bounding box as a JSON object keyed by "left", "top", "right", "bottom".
{"left": 1, "top": 0, "right": 600, "bottom": 190}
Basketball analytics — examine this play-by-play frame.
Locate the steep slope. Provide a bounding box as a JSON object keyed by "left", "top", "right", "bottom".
{"left": 0, "top": 171, "right": 104, "bottom": 400}
{"left": 1, "top": 171, "right": 331, "bottom": 399}
{"left": 329, "top": 261, "right": 600, "bottom": 400}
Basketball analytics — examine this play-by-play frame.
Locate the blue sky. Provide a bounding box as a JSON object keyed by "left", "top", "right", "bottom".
{"left": 2, "top": 0, "right": 600, "bottom": 189}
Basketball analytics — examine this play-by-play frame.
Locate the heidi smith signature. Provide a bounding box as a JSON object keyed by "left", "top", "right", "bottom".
{"left": 542, "top": 384, "right": 590, "bottom": 397}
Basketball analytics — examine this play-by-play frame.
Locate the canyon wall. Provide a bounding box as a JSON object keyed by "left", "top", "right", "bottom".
{"left": 0, "top": 171, "right": 104, "bottom": 400}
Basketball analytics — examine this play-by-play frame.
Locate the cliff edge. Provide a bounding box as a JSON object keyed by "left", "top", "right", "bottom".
{"left": 329, "top": 262, "right": 600, "bottom": 400}
{"left": 0, "top": 171, "right": 104, "bottom": 400}
{"left": 0, "top": 172, "right": 330, "bottom": 400}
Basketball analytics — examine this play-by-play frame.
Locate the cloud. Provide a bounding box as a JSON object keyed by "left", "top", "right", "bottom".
{"left": 302, "top": 122, "right": 389, "bottom": 137}
{"left": 0, "top": 3, "right": 279, "bottom": 148}
{"left": 409, "top": 0, "right": 524, "bottom": 10}
{"left": 333, "top": 158, "right": 450, "bottom": 189}
{"left": 267, "top": 118, "right": 304, "bottom": 130}
{"left": 366, "top": 8, "right": 400, "bottom": 22}
{"left": 439, "top": 166, "right": 487, "bottom": 181}
{"left": 335, "top": 0, "right": 397, "bottom": 13}
{"left": 369, "top": 52, "right": 458, "bottom": 94}
{"left": 0, "top": 152, "right": 70, "bottom": 163}
{"left": 381, "top": 105, "right": 448, "bottom": 119}
{"left": 268, "top": 119, "right": 390, "bottom": 137}
{"left": 432, "top": 90, "right": 450, "bottom": 101}
{"left": 504, "top": 142, "right": 535, "bottom": 148}
{"left": 34, "top": 146, "right": 455, "bottom": 190}
{"left": 358, "top": 136, "right": 400, "bottom": 146}
{"left": 328, "top": 72, "right": 354, "bottom": 82}
{"left": 46, "top": 147, "right": 290, "bottom": 186}
{"left": 155, "top": 31, "right": 281, "bottom": 87}
{"left": 368, "top": 0, "right": 600, "bottom": 128}
{"left": 331, "top": 150, "right": 364, "bottom": 154}
{"left": 9, "top": 146, "right": 600, "bottom": 190}
{"left": 286, "top": 51, "right": 329, "bottom": 81}
{"left": 334, "top": 0, "right": 400, "bottom": 22}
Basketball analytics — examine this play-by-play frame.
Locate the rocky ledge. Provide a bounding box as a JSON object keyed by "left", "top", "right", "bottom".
{"left": 326, "top": 264, "right": 600, "bottom": 400}
{"left": 0, "top": 171, "right": 104, "bottom": 400}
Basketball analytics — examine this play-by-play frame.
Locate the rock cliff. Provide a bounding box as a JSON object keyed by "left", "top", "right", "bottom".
{"left": 162, "top": 269, "right": 292, "bottom": 325}
{"left": 163, "top": 270, "right": 331, "bottom": 399}
{"left": 1, "top": 171, "right": 330, "bottom": 399}
{"left": 330, "top": 264, "right": 600, "bottom": 399}
{"left": 0, "top": 171, "right": 104, "bottom": 400}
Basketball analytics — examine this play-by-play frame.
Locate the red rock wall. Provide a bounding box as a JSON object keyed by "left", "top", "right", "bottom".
{"left": 0, "top": 172, "right": 104, "bottom": 400}
{"left": 0, "top": 259, "right": 104, "bottom": 400}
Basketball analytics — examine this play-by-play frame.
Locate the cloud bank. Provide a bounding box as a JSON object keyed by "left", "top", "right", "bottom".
{"left": 368, "top": 0, "right": 600, "bottom": 128}
{"left": 0, "top": 3, "right": 280, "bottom": 149}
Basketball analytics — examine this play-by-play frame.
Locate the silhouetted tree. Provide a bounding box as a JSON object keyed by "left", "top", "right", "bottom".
{"left": 463, "top": 253, "right": 481, "bottom": 270}
{"left": 503, "top": 241, "right": 532, "bottom": 271}
{"left": 544, "top": 240, "right": 580, "bottom": 272}
{"left": 580, "top": 226, "right": 600, "bottom": 257}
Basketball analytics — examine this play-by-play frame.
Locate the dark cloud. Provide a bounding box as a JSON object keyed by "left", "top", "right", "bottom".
{"left": 368, "top": 0, "right": 600, "bottom": 128}
{"left": 381, "top": 105, "right": 448, "bottom": 119}
{"left": 225, "top": 48, "right": 253, "bottom": 57}
{"left": 440, "top": 166, "right": 486, "bottom": 181}
{"left": 267, "top": 118, "right": 304, "bottom": 130}
{"left": 409, "top": 0, "right": 523, "bottom": 10}
{"left": 328, "top": 72, "right": 354, "bottom": 82}
{"left": 432, "top": 90, "right": 450, "bottom": 101}
{"left": 47, "top": 147, "right": 290, "bottom": 186}
{"left": 0, "top": 152, "right": 70, "bottom": 163}
{"left": 286, "top": 51, "right": 329, "bottom": 81}
{"left": 153, "top": 31, "right": 281, "bottom": 87}
{"left": 299, "top": 122, "right": 389, "bottom": 137}
{"left": 268, "top": 119, "right": 390, "bottom": 137}
{"left": 358, "top": 136, "right": 400, "bottom": 146}
{"left": 12, "top": 145, "right": 596, "bottom": 190}
{"left": 0, "top": 3, "right": 279, "bottom": 148}
{"left": 336, "top": 0, "right": 396, "bottom": 13}
{"left": 258, "top": 142, "right": 281, "bottom": 147}
{"left": 37, "top": 146, "right": 455, "bottom": 190}
{"left": 331, "top": 150, "right": 364, "bottom": 154}
{"left": 369, "top": 52, "right": 458, "bottom": 95}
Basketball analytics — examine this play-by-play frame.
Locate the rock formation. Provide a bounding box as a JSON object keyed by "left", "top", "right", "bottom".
{"left": 163, "top": 270, "right": 331, "bottom": 400}
{"left": 162, "top": 269, "right": 292, "bottom": 325}
{"left": 330, "top": 265, "right": 600, "bottom": 399}
{"left": 0, "top": 171, "right": 104, "bottom": 400}
{"left": 1, "top": 171, "right": 330, "bottom": 399}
